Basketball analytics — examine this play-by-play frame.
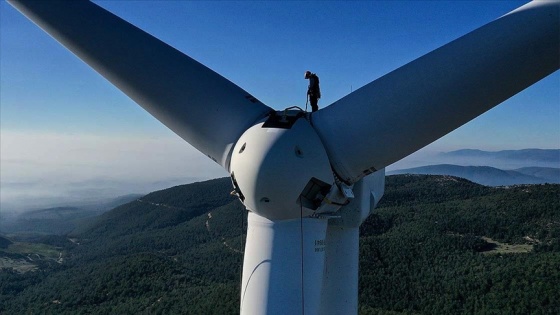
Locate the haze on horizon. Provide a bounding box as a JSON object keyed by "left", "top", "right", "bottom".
{"left": 1, "top": 1, "right": 558, "bottom": 212}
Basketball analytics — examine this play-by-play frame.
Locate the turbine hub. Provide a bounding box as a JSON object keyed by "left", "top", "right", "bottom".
{"left": 230, "top": 112, "right": 333, "bottom": 220}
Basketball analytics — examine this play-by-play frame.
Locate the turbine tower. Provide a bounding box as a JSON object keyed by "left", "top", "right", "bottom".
{"left": 8, "top": 1, "right": 559, "bottom": 314}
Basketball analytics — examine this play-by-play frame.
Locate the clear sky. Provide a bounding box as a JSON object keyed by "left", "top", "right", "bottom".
{"left": 1, "top": 1, "right": 558, "bottom": 210}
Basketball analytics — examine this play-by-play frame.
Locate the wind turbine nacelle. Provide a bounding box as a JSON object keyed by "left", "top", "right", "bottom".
{"left": 230, "top": 111, "right": 334, "bottom": 220}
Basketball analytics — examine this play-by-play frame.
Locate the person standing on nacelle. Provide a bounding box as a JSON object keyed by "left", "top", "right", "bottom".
{"left": 305, "top": 70, "right": 321, "bottom": 112}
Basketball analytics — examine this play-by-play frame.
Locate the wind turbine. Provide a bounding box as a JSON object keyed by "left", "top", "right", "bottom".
{"left": 7, "top": 0, "right": 559, "bottom": 314}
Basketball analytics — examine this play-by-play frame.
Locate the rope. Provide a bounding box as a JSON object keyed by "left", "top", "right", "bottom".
{"left": 300, "top": 196, "right": 305, "bottom": 315}
{"left": 240, "top": 209, "right": 246, "bottom": 304}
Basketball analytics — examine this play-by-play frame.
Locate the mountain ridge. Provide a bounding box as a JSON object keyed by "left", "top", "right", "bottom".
{"left": 0, "top": 194, "right": 143, "bottom": 236}
{"left": 388, "top": 164, "right": 559, "bottom": 186}
{"left": 440, "top": 148, "right": 560, "bottom": 163}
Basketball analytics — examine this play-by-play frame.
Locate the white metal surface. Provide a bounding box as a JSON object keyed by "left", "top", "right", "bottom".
{"left": 319, "top": 225, "right": 359, "bottom": 315}
{"left": 331, "top": 170, "right": 385, "bottom": 228}
{"left": 319, "top": 171, "right": 385, "bottom": 314}
{"left": 230, "top": 117, "right": 333, "bottom": 220}
{"left": 312, "top": 1, "right": 560, "bottom": 184}
{"left": 241, "top": 212, "right": 328, "bottom": 315}
{"left": 8, "top": 0, "right": 272, "bottom": 170}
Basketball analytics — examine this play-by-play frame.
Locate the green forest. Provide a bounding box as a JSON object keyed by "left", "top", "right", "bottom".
{"left": 1, "top": 175, "right": 559, "bottom": 314}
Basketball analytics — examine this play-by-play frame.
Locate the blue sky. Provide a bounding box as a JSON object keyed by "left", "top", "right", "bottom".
{"left": 1, "top": 1, "right": 558, "bottom": 210}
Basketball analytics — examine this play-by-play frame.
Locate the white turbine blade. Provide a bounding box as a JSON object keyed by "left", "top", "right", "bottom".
{"left": 8, "top": 0, "right": 272, "bottom": 170}
{"left": 312, "top": 1, "right": 559, "bottom": 184}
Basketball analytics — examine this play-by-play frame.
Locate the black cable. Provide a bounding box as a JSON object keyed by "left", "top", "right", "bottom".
{"left": 299, "top": 196, "right": 305, "bottom": 315}
{"left": 239, "top": 209, "right": 245, "bottom": 303}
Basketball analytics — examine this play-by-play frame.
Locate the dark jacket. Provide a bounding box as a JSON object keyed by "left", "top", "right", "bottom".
{"left": 307, "top": 73, "right": 321, "bottom": 99}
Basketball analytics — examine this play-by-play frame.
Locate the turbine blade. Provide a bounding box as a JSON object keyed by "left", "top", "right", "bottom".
{"left": 312, "top": 1, "right": 559, "bottom": 184}
{"left": 8, "top": 0, "right": 272, "bottom": 169}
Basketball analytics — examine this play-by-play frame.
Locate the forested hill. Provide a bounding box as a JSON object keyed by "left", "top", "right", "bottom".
{"left": 71, "top": 177, "right": 236, "bottom": 239}
{"left": 1, "top": 175, "right": 559, "bottom": 314}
